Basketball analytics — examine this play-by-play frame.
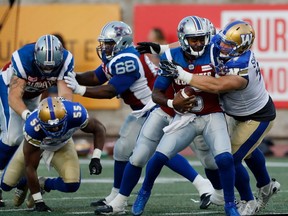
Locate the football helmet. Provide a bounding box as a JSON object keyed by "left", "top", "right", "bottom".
{"left": 37, "top": 97, "right": 67, "bottom": 138}
{"left": 177, "top": 16, "right": 210, "bottom": 57}
{"left": 34, "top": 34, "right": 64, "bottom": 76}
{"left": 203, "top": 18, "right": 216, "bottom": 37}
{"left": 96, "top": 21, "right": 133, "bottom": 60}
{"left": 218, "top": 20, "right": 255, "bottom": 57}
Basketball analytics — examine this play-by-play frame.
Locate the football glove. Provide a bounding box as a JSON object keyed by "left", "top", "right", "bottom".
{"left": 158, "top": 60, "right": 180, "bottom": 78}
{"left": 89, "top": 158, "right": 102, "bottom": 175}
{"left": 210, "top": 61, "right": 230, "bottom": 77}
{"left": 64, "top": 72, "right": 86, "bottom": 96}
{"left": 136, "top": 42, "right": 161, "bottom": 54}
{"left": 34, "top": 201, "right": 52, "bottom": 212}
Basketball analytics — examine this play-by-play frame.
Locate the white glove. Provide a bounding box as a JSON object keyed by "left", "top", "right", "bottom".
{"left": 64, "top": 72, "right": 86, "bottom": 96}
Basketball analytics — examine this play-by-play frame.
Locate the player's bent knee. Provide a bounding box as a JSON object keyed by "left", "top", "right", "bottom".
{"left": 215, "top": 152, "right": 233, "bottom": 170}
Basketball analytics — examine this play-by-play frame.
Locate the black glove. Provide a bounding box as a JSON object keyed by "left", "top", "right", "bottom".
{"left": 158, "top": 60, "right": 179, "bottom": 78}
{"left": 136, "top": 42, "right": 161, "bottom": 54}
{"left": 89, "top": 158, "right": 102, "bottom": 175}
{"left": 34, "top": 201, "right": 52, "bottom": 212}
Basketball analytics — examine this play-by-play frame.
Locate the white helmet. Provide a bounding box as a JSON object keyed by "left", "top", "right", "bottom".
{"left": 96, "top": 21, "right": 133, "bottom": 60}
{"left": 177, "top": 16, "right": 210, "bottom": 57}
{"left": 34, "top": 34, "right": 64, "bottom": 76}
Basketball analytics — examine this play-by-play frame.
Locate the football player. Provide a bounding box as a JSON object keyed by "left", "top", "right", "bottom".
{"left": 159, "top": 20, "right": 280, "bottom": 215}
{"left": 65, "top": 21, "right": 214, "bottom": 215}
{"left": 132, "top": 16, "right": 239, "bottom": 216}
{"left": 0, "top": 34, "right": 74, "bottom": 206}
{"left": 0, "top": 97, "right": 106, "bottom": 212}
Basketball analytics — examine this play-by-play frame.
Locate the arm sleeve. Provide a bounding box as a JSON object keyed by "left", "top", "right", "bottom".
{"left": 94, "top": 65, "right": 108, "bottom": 84}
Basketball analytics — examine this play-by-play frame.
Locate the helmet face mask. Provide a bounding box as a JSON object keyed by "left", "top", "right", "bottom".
{"left": 96, "top": 21, "right": 133, "bottom": 60}
{"left": 177, "top": 16, "right": 210, "bottom": 58}
{"left": 218, "top": 20, "right": 255, "bottom": 58}
{"left": 38, "top": 97, "right": 67, "bottom": 138}
{"left": 34, "top": 35, "right": 64, "bottom": 77}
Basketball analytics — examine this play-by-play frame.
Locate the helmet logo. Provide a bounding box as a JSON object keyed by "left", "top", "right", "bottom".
{"left": 240, "top": 33, "right": 253, "bottom": 45}
{"left": 114, "top": 26, "right": 129, "bottom": 37}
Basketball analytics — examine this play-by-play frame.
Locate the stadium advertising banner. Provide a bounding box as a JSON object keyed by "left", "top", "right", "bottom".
{"left": 0, "top": 4, "right": 121, "bottom": 110}
{"left": 134, "top": 4, "right": 288, "bottom": 108}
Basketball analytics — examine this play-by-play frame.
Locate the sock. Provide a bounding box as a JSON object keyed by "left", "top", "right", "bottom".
{"left": 215, "top": 152, "right": 235, "bottom": 203}
{"left": 234, "top": 163, "right": 254, "bottom": 201}
{"left": 109, "top": 193, "right": 128, "bottom": 208}
{"left": 105, "top": 187, "right": 119, "bottom": 203}
{"left": 16, "top": 177, "right": 27, "bottom": 189}
{"left": 119, "top": 162, "right": 142, "bottom": 196}
{"left": 0, "top": 142, "right": 18, "bottom": 170}
{"left": 165, "top": 154, "right": 198, "bottom": 182}
{"left": 205, "top": 168, "right": 222, "bottom": 190}
{"left": 245, "top": 148, "right": 270, "bottom": 188}
{"left": 113, "top": 160, "right": 128, "bottom": 189}
{"left": 192, "top": 174, "right": 214, "bottom": 196}
{"left": 142, "top": 152, "right": 168, "bottom": 192}
{"left": 45, "top": 177, "right": 80, "bottom": 192}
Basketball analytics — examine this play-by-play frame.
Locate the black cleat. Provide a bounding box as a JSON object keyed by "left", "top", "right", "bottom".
{"left": 95, "top": 205, "right": 112, "bottom": 215}
{"left": 199, "top": 193, "right": 211, "bottom": 209}
{"left": 91, "top": 198, "right": 107, "bottom": 207}
{"left": 95, "top": 204, "right": 126, "bottom": 215}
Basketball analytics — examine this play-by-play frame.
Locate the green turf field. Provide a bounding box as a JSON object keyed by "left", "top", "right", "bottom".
{"left": 0, "top": 156, "right": 287, "bottom": 215}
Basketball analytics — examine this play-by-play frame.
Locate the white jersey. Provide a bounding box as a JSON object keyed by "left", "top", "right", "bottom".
{"left": 220, "top": 51, "right": 269, "bottom": 117}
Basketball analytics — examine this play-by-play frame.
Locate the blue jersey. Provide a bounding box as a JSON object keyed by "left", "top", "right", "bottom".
{"left": 11, "top": 43, "right": 74, "bottom": 98}
{"left": 155, "top": 45, "right": 222, "bottom": 115}
{"left": 93, "top": 46, "right": 151, "bottom": 110}
{"left": 24, "top": 100, "right": 88, "bottom": 152}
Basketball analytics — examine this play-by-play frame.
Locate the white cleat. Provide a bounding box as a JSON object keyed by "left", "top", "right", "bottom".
{"left": 210, "top": 189, "right": 224, "bottom": 206}
{"left": 256, "top": 178, "right": 280, "bottom": 212}
{"left": 237, "top": 199, "right": 257, "bottom": 216}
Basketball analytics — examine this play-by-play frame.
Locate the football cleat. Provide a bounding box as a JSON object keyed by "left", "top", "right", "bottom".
{"left": 13, "top": 185, "right": 28, "bottom": 207}
{"left": 224, "top": 202, "right": 240, "bottom": 216}
{"left": 199, "top": 193, "right": 211, "bottom": 209}
{"left": 26, "top": 176, "right": 47, "bottom": 208}
{"left": 210, "top": 190, "right": 224, "bottom": 206}
{"left": 0, "top": 188, "right": 5, "bottom": 207}
{"left": 94, "top": 204, "right": 126, "bottom": 215}
{"left": 91, "top": 198, "right": 107, "bottom": 207}
{"left": 237, "top": 199, "right": 257, "bottom": 215}
{"left": 256, "top": 178, "right": 280, "bottom": 212}
{"left": 131, "top": 189, "right": 151, "bottom": 216}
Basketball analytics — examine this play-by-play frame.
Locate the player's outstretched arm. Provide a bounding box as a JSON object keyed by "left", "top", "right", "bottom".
{"left": 81, "top": 117, "right": 106, "bottom": 175}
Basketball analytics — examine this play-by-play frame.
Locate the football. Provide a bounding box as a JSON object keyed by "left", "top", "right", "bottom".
{"left": 180, "top": 86, "right": 196, "bottom": 98}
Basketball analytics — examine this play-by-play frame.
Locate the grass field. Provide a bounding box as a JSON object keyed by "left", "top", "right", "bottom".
{"left": 0, "top": 156, "right": 287, "bottom": 216}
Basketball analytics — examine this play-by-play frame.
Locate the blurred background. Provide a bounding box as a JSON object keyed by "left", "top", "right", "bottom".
{"left": 1, "top": 0, "right": 288, "bottom": 157}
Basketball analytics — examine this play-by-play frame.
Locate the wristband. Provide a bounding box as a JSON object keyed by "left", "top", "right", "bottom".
{"left": 167, "top": 99, "right": 174, "bottom": 108}
{"left": 92, "top": 148, "right": 102, "bottom": 159}
{"left": 77, "top": 85, "right": 86, "bottom": 96}
{"left": 159, "top": 45, "right": 170, "bottom": 55}
{"left": 32, "top": 192, "right": 43, "bottom": 202}
{"left": 177, "top": 66, "right": 193, "bottom": 84}
{"left": 21, "top": 109, "right": 31, "bottom": 120}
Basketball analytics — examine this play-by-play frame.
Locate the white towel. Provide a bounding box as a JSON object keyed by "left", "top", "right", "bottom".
{"left": 131, "top": 99, "right": 156, "bottom": 118}
{"left": 42, "top": 150, "right": 54, "bottom": 171}
{"left": 163, "top": 113, "right": 196, "bottom": 134}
